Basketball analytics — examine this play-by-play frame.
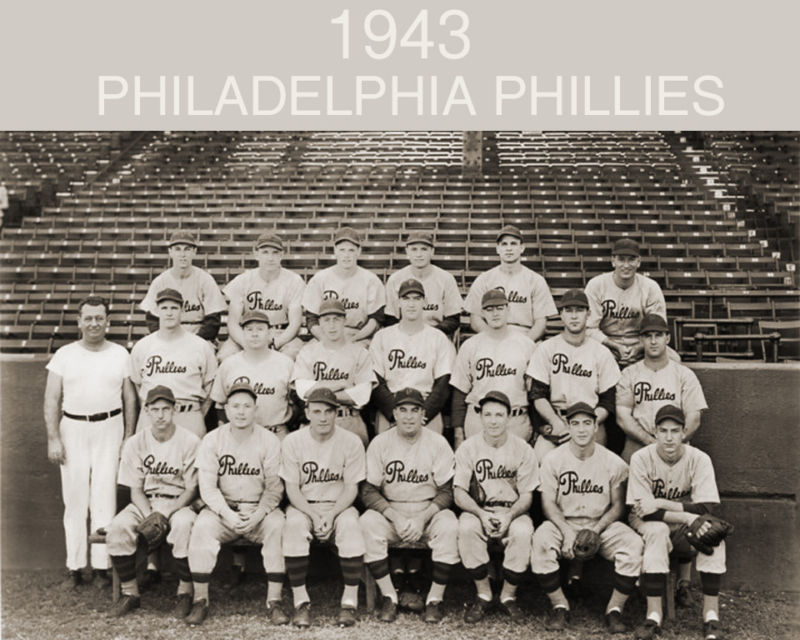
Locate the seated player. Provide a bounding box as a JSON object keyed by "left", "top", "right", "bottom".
{"left": 107, "top": 385, "right": 201, "bottom": 618}
{"left": 280, "top": 387, "right": 366, "bottom": 628}
{"left": 185, "top": 382, "right": 287, "bottom": 626}
{"left": 531, "top": 402, "right": 643, "bottom": 634}
{"left": 360, "top": 388, "right": 459, "bottom": 624}
{"left": 454, "top": 391, "right": 538, "bottom": 623}
{"left": 627, "top": 405, "right": 728, "bottom": 640}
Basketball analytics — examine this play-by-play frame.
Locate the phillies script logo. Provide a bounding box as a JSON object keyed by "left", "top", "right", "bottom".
{"left": 600, "top": 300, "right": 640, "bottom": 320}
{"left": 387, "top": 349, "right": 426, "bottom": 370}
{"left": 217, "top": 454, "right": 261, "bottom": 476}
{"left": 651, "top": 479, "right": 691, "bottom": 501}
{"left": 558, "top": 471, "right": 604, "bottom": 496}
{"left": 144, "top": 355, "right": 187, "bottom": 376}
{"left": 323, "top": 290, "right": 359, "bottom": 310}
{"left": 475, "top": 357, "right": 516, "bottom": 380}
{"left": 302, "top": 461, "right": 342, "bottom": 484}
{"left": 384, "top": 461, "right": 430, "bottom": 484}
{"left": 312, "top": 362, "right": 349, "bottom": 381}
{"left": 494, "top": 286, "right": 528, "bottom": 304}
{"left": 246, "top": 291, "right": 283, "bottom": 312}
{"left": 474, "top": 459, "right": 517, "bottom": 483}
{"left": 633, "top": 382, "right": 676, "bottom": 404}
{"left": 551, "top": 354, "right": 593, "bottom": 378}
{"left": 143, "top": 454, "right": 180, "bottom": 476}
{"left": 184, "top": 301, "right": 202, "bottom": 313}
{"left": 422, "top": 302, "right": 439, "bottom": 311}
{"left": 233, "top": 376, "right": 275, "bottom": 395}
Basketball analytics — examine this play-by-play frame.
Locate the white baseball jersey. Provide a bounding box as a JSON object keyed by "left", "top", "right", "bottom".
{"left": 292, "top": 340, "right": 375, "bottom": 406}
{"left": 585, "top": 272, "right": 667, "bottom": 343}
{"left": 210, "top": 350, "right": 294, "bottom": 427}
{"left": 140, "top": 267, "right": 227, "bottom": 330}
{"left": 465, "top": 265, "right": 558, "bottom": 328}
{"left": 280, "top": 426, "right": 366, "bottom": 502}
{"left": 366, "top": 428, "right": 455, "bottom": 502}
{"left": 451, "top": 331, "right": 536, "bottom": 408}
{"left": 302, "top": 265, "right": 386, "bottom": 329}
{"left": 453, "top": 433, "right": 539, "bottom": 504}
{"left": 384, "top": 265, "right": 463, "bottom": 325}
{"left": 130, "top": 331, "right": 217, "bottom": 403}
{"left": 527, "top": 334, "right": 621, "bottom": 411}
{"left": 224, "top": 267, "right": 305, "bottom": 327}
{"left": 617, "top": 360, "right": 708, "bottom": 436}
{"left": 118, "top": 426, "right": 200, "bottom": 496}
{"left": 626, "top": 444, "right": 720, "bottom": 506}
{"left": 369, "top": 324, "right": 456, "bottom": 393}
{"left": 540, "top": 444, "right": 628, "bottom": 523}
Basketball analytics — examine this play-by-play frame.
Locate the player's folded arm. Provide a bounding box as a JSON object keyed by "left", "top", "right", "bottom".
{"left": 425, "top": 375, "right": 452, "bottom": 423}
{"left": 450, "top": 387, "right": 468, "bottom": 430}
{"left": 436, "top": 313, "right": 461, "bottom": 337}
{"left": 371, "top": 376, "right": 395, "bottom": 421}
{"left": 197, "top": 312, "right": 222, "bottom": 341}
{"left": 431, "top": 479, "right": 454, "bottom": 512}
{"left": 360, "top": 481, "right": 392, "bottom": 514}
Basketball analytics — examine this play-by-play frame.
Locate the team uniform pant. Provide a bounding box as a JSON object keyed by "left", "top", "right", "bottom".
{"left": 59, "top": 414, "right": 123, "bottom": 571}
{"left": 376, "top": 412, "right": 444, "bottom": 435}
{"left": 283, "top": 505, "right": 365, "bottom": 558}
{"left": 531, "top": 520, "right": 643, "bottom": 577}
{"left": 458, "top": 511, "right": 533, "bottom": 574}
{"left": 136, "top": 403, "right": 206, "bottom": 438}
{"left": 107, "top": 499, "right": 196, "bottom": 558}
{"left": 464, "top": 408, "right": 532, "bottom": 443}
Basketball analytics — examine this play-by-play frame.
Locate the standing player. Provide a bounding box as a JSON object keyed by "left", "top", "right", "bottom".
{"left": 139, "top": 231, "right": 227, "bottom": 341}
{"left": 531, "top": 402, "right": 643, "bottom": 633}
{"left": 360, "top": 388, "right": 460, "bottom": 624}
{"left": 292, "top": 298, "right": 375, "bottom": 445}
{"left": 384, "top": 230, "right": 463, "bottom": 338}
{"left": 44, "top": 295, "right": 137, "bottom": 589}
{"left": 627, "top": 406, "right": 727, "bottom": 640}
{"left": 219, "top": 232, "right": 305, "bottom": 361}
{"left": 106, "top": 385, "right": 200, "bottom": 618}
{"left": 450, "top": 288, "right": 536, "bottom": 447}
{"left": 370, "top": 279, "right": 456, "bottom": 434}
{"left": 280, "top": 387, "right": 366, "bottom": 628}
{"left": 302, "top": 226, "right": 386, "bottom": 346}
{"left": 455, "top": 391, "right": 538, "bottom": 623}
{"left": 527, "top": 289, "right": 621, "bottom": 460}
{"left": 185, "top": 382, "right": 287, "bottom": 626}
{"left": 464, "top": 224, "right": 558, "bottom": 342}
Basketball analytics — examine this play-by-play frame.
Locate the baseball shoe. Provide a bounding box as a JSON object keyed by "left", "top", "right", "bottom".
{"left": 676, "top": 581, "right": 692, "bottom": 607}
{"left": 174, "top": 593, "right": 193, "bottom": 619}
{"left": 545, "top": 606, "right": 570, "bottom": 631}
{"left": 292, "top": 602, "right": 311, "bottom": 628}
{"left": 605, "top": 610, "right": 628, "bottom": 633}
{"left": 185, "top": 599, "right": 209, "bottom": 626}
{"left": 499, "top": 598, "right": 525, "bottom": 624}
{"left": 139, "top": 569, "right": 161, "bottom": 591}
{"left": 704, "top": 620, "right": 723, "bottom": 640}
{"left": 62, "top": 570, "right": 82, "bottom": 590}
{"left": 398, "top": 588, "right": 425, "bottom": 612}
{"left": 337, "top": 605, "right": 357, "bottom": 627}
{"left": 464, "top": 597, "right": 492, "bottom": 623}
{"left": 266, "top": 600, "right": 290, "bottom": 625}
{"left": 378, "top": 596, "right": 398, "bottom": 623}
{"left": 108, "top": 594, "right": 140, "bottom": 618}
{"left": 423, "top": 600, "right": 444, "bottom": 623}
{"left": 634, "top": 619, "right": 662, "bottom": 640}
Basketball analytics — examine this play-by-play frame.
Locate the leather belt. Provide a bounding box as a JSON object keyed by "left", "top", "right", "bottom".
{"left": 510, "top": 406, "right": 528, "bottom": 417}
{"left": 228, "top": 500, "right": 259, "bottom": 512}
{"left": 337, "top": 407, "right": 356, "bottom": 417}
{"left": 63, "top": 408, "right": 122, "bottom": 422}
{"left": 146, "top": 492, "right": 179, "bottom": 500}
{"left": 484, "top": 500, "right": 514, "bottom": 508}
{"left": 175, "top": 402, "right": 199, "bottom": 413}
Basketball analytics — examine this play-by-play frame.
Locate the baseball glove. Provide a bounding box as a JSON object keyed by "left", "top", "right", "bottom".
{"left": 469, "top": 471, "right": 486, "bottom": 507}
{"left": 573, "top": 529, "right": 602, "bottom": 561}
{"left": 136, "top": 511, "right": 170, "bottom": 552}
{"left": 669, "top": 524, "right": 696, "bottom": 561}
{"left": 685, "top": 514, "right": 734, "bottom": 555}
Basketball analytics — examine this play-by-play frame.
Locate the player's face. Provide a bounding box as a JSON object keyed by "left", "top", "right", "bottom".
{"left": 561, "top": 305, "right": 588, "bottom": 334}
{"left": 641, "top": 330, "right": 669, "bottom": 358}
{"left": 157, "top": 300, "right": 182, "bottom": 329}
{"left": 334, "top": 241, "right": 360, "bottom": 269}
{"left": 611, "top": 254, "right": 640, "bottom": 281}
{"left": 254, "top": 246, "right": 283, "bottom": 271}
{"left": 319, "top": 313, "right": 345, "bottom": 340}
{"left": 393, "top": 403, "right": 424, "bottom": 437}
{"left": 655, "top": 418, "right": 685, "bottom": 460}
{"left": 480, "top": 401, "right": 510, "bottom": 438}
{"left": 406, "top": 243, "right": 433, "bottom": 269}
{"left": 482, "top": 303, "right": 508, "bottom": 329}
{"left": 242, "top": 321, "right": 271, "bottom": 350}
{"left": 168, "top": 243, "right": 196, "bottom": 269}
{"left": 568, "top": 413, "right": 598, "bottom": 447}
{"left": 496, "top": 237, "right": 523, "bottom": 263}
{"left": 226, "top": 392, "right": 257, "bottom": 429}
{"left": 146, "top": 399, "right": 175, "bottom": 430}
{"left": 399, "top": 292, "right": 424, "bottom": 321}
{"left": 77, "top": 303, "right": 108, "bottom": 343}
{"left": 306, "top": 401, "right": 337, "bottom": 437}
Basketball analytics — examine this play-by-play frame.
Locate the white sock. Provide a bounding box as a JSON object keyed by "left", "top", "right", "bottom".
{"left": 705, "top": 610, "right": 719, "bottom": 622}
{"left": 647, "top": 612, "right": 662, "bottom": 625}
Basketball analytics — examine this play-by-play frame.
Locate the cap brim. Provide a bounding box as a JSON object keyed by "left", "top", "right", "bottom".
{"left": 146, "top": 395, "right": 175, "bottom": 405}
{"left": 256, "top": 242, "right": 283, "bottom": 251}
{"left": 156, "top": 296, "right": 183, "bottom": 305}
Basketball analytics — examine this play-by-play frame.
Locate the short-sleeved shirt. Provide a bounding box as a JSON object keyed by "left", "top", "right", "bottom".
{"left": 465, "top": 264, "right": 558, "bottom": 329}
{"left": 366, "top": 428, "right": 455, "bottom": 503}
{"left": 47, "top": 341, "right": 132, "bottom": 414}
{"left": 280, "top": 426, "right": 366, "bottom": 502}
{"left": 453, "top": 433, "right": 539, "bottom": 504}
{"left": 292, "top": 340, "right": 375, "bottom": 393}
{"left": 617, "top": 360, "right": 708, "bottom": 436}
{"left": 626, "top": 444, "right": 720, "bottom": 506}
{"left": 585, "top": 272, "right": 667, "bottom": 343}
{"left": 302, "top": 265, "right": 385, "bottom": 330}
{"left": 385, "top": 265, "right": 463, "bottom": 326}
{"left": 118, "top": 426, "right": 200, "bottom": 497}
{"left": 539, "top": 443, "right": 628, "bottom": 523}
{"left": 224, "top": 267, "right": 305, "bottom": 328}
{"left": 140, "top": 267, "right": 227, "bottom": 330}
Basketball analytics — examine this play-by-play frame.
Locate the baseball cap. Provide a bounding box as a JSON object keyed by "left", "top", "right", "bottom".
{"left": 145, "top": 385, "right": 176, "bottom": 406}
{"left": 639, "top": 314, "right": 669, "bottom": 334}
{"left": 475, "top": 390, "right": 512, "bottom": 413}
{"left": 226, "top": 381, "right": 258, "bottom": 401}
{"left": 398, "top": 278, "right": 425, "bottom": 298}
{"left": 319, "top": 298, "right": 346, "bottom": 316}
{"left": 239, "top": 310, "right": 271, "bottom": 327}
{"left": 564, "top": 402, "right": 597, "bottom": 421}
{"left": 168, "top": 231, "right": 198, "bottom": 248}
{"left": 255, "top": 232, "right": 283, "bottom": 251}
{"left": 405, "top": 231, "right": 434, "bottom": 247}
{"left": 334, "top": 226, "right": 361, "bottom": 247}
{"left": 306, "top": 386, "right": 339, "bottom": 408}
{"left": 481, "top": 288, "right": 508, "bottom": 308}
{"left": 155, "top": 288, "right": 183, "bottom": 305}
{"left": 496, "top": 224, "right": 523, "bottom": 242}
{"left": 655, "top": 404, "right": 685, "bottom": 426}
{"left": 393, "top": 387, "right": 425, "bottom": 409}
{"left": 612, "top": 238, "right": 640, "bottom": 257}
{"left": 558, "top": 289, "right": 590, "bottom": 309}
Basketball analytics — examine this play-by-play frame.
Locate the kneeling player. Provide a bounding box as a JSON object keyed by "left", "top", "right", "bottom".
{"left": 107, "top": 385, "right": 201, "bottom": 618}
{"left": 281, "top": 387, "right": 366, "bottom": 628}
{"left": 454, "top": 391, "right": 538, "bottom": 623}
{"left": 186, "top": 382, "right": 286, "bottom": 626}
{"left": 628, "top": 405, "right": 728, "bottom": 640}
{"left": 531, "top": 402, "right": 642, "bottom": 633}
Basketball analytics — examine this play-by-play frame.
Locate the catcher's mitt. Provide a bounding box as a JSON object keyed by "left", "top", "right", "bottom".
{"left": 136, "top": 511, "right": 170, "bottom": 552}
{"left": 573, "top": 529, "right": 602, "bottom": 560}
{"left": 685, "top": 514, "right": 734, "bottom": 555}
{"left": 669, "top": 524, "right": 696, "bottom": 561}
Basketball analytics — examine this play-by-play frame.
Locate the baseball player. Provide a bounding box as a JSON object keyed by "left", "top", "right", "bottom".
{"left": 454, "top": 391, "right": 538, "bottom": 624}
{"left": 185, "top": 382, "right": 287, "bottom": 626}
{"left": 280, "top": 387, "right": 366, "bottom": 628}
{"left": 627, "top": 405, "right": 727, "bottom": 640}
{"left": 302, "top": 226, "right": 386, "bottom": 346}
{"left": 527, "top": 289, "right": 621, "bottom": 461}
{"left": 464, "top": 224, "right": 558, "bottom": 342}
{"left": 292, "top": 298, "right": 376, "bottom": 445}
{"left": 360, "top": 388, "right": 459, "bottom": 624}
{"left": 451, "top": 288, "right": 537, "bottom": 447}
{"left": 617, "top": 314, "right": 708, "bottom": 463}
{"left": 139, "top": 231, "right": 227, "bottom": 341}
{"left": 218, "top": 232, "right": 306, "bottom": 361}
{"left": 531, "top": 402, "right": 643, "bottom": 633}
{"left": 43, "top": 295, "right": 137, "bottom": 589}
{"left": 369, "top": 278, "right": 456, "bottom": 435}
{"left": 131, "top": 288, "right": 217, "bottom": 438}
{"left": 384, "top": 230, "right": 463, "bottom": 338}
{"left": 106, "top": 385, "right": 201, "bottom": 618}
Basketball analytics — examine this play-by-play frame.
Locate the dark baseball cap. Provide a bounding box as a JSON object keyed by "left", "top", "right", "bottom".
{"left": 655, "top": 404, "right": 685, "bottom": 426}
{"left": 239, "top": 310, "right": 271, "bottom": 327}
{"left": 319, "top": 298, "right": 346, "bottom": 316}
{"left": 306, "top": 386, "right": 339, "bottom": 408}
{"left": 168, "top": 231, "right": 198, "bottom": 248}
{"left": 476, "top": 390, "right": 511, "bottom": 413}
{"left": 227, "top": 381, "right": 258, "bottom": 401}
{"left": 481, "top": 288, "right": 508, "bottom": 308}
{"left": 496, "top": 224, "right": 523, "bottom": 242}
{"left": 639, "top": 314, "right": 669, "bottom": 334}
{"left": 393, "top": 387, "right": 425, "bottom": 409}
{"left": 405, "top": 231, "right": 434, "bottom": 247}
{"left": 334, "top": 226, "right": 361, "bottom": 246}
{"left": 155, "top": 288, "right": 183, "bottom": 305}
{"left": 612, "top": 238, "right": 640, "bottom": 257}
{"left": 558, "top": 288, "right": 590, "bottom": 309}
{"left": 398, "top": 278, "right": 425, "bottom": 298}
{"left": 564, "top": 402, "right": 597, "bottom": 421}
{"left": 145, "top": 385, "right": 176, "bottom": 406}
{"left": 255, "top": 232, "right": 283, "bottom": 251}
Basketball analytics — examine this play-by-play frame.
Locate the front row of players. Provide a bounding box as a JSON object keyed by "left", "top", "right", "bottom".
{"left": 108, "top": 382, "right": 727, "bottom": 640}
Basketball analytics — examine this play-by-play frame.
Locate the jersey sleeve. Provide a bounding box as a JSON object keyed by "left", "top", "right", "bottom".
{"left": 286, "top": 271, "right": 305, "bottom": 309}
{"left": 117, "top": 436, "right": 144, "bottom": 488}
{"left": 464, "top": 272, "right": 487, "bottom": 316}
{"left": 609, "top": 452, "right": 629, "bottom": 490}
{"left": 222, "top": 272, "right": 245, "bottom": 307}
{"left": 516, "top": 443, "right": 540, "bottom": 494}
{"left": 584, "top": 276, "right": 607, "bottom": 341}
{"left": 342, "top": 434, "right": 367, "bottom": 485}
{"left": 433, "top": 333, "right": 456, "bottom": 378}
{"left": 279, "top": 434, "right": 302, "bottom": 485}
{"left": 643, "top": 277, "right": 667, "bottom": 319}
{"left": 353, "top": 346, "right": 377, "bottom": 385}
{"left": 616, "top": 366, "right": 635, "bottom": 408}
{"left": 452, "top": 441, "right": 473, "bottom": 491}
{"left": 368, "top": 331, "right": 388, "bottom": 379}
{"left": 129, "top": 342, "right": 144, "bottom": 385}
{"left": 261, "top": 433, "right": 282, "bottom": 480}
{"left": 442, "top": 272, "right": 464, "bottom": 317}
{"left": 301, "top": 272, "right": 323, "bottom": 315}
{"left": 182, "top": 434, "right": 201, "bottom": 485}
{"left": 690, "top": 451, "right": 720, "bottom": 504}
{"left": 139, "top": 275, "right": 163, "bottom": 315}
{"left": 625, "top": 450, "right": 653, "bottom": 504}
{"left": 291, "top": 346, "right": 314, "bottom": 383}
{"left": 200, "top": 271, "right": 228, "bottom": 314}
{"left": 365, "top": 438, "right": 385, "bottom": 486}
{"left": 209, "top": 361, "right": 228, "bottom": 405}
{"left": 531, "top": 273, "right": 559, "bottom": 320}
{"left": 680, "top": 367, "right": 709, "bottom": 414}
{"left": 526, "top": 340, "right": 551, "bottom": 384}
{"left": 432, "top": 436, "right": 456, "bottom": 485}
{"left": 201, "top": 341, "right": 218, "bottom": 390}
{"left": 450, "top": 339, "right": 474, "bottom": 394}
{"left": 196, "top": 432, "right": 219, "bottom": 474}
{"left": 538, "top": 452, "right": 559, "bottom": 500}
{"left": 597, "top": 344, "right": 622, "bottom": 392}
{"left": 366, "top": 272, "right": 386, "bottom": 315}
